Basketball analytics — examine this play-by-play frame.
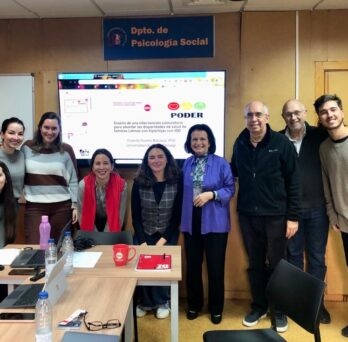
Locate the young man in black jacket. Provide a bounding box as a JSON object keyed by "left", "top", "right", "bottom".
{"left": 280, "top": 99, "right": 330, "bottom": 324}
{"left": 231, "top": 100, "right": 301, "bottom": 333}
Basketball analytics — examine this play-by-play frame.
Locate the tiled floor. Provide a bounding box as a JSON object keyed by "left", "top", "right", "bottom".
{"left": 136, "top": 299, "right": 348, "bottom": 342}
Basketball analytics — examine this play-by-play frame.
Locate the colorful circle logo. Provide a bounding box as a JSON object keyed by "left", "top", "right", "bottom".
{"left": 181, "top": 102, "right": 193, "bottom": 110}
{"left": 168, "top": 102, "right": 180, "bottom": 110}
{"left": 194, "top": 102, "right": 206, "bottom": 110}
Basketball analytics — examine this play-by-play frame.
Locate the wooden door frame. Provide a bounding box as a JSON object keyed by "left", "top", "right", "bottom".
{"left": 315, "top": 61, "right": 348, "bottom": 97}
{"left": 315, "top": 60, "right": 348, "bottom": 301}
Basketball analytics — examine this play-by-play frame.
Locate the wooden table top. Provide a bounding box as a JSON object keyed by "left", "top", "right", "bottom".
{"left": 0, "top": 276, "right": 137, "bottom": 341}
{"left": 73, "top": 245, "right": 182, "bottom": 281}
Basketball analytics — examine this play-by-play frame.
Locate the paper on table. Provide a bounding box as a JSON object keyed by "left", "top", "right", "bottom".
{"left": 73, "top": 252, "right": 102, "bottom": 268}
{"left": 0, "top": 249, "right": 20, "bottom": 265}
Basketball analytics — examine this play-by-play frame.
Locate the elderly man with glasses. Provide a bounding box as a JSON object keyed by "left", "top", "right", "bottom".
{"left": 280, "top": 99, "right": 330, "bottom": 325}
{"left": 231, "top": 100, "right": 301, "bottom": 333}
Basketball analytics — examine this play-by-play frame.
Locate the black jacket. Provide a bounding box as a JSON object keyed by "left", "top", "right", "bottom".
{"left": 231, "top": 125, "right": 301, "bottom": 221}
{"left": 279, "top": 122, "right": 328, "bottom": 210}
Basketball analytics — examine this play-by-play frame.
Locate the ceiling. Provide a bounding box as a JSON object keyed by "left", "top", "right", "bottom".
{"left": 0, "top": 0, "right": 347, "bottom": 19}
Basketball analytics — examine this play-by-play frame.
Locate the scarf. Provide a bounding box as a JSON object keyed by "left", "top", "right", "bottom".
{"left": 80, "top": 172, "right": 124, "bottom": 232}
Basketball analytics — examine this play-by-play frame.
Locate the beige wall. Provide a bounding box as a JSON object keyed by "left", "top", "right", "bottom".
{"left": 2, "top": 10, "right": 348, "bottom": 300}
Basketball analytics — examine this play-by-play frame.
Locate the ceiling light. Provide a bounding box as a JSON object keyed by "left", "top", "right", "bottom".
{"left": 186, "top": 0, "right": 228, "bottom": 5}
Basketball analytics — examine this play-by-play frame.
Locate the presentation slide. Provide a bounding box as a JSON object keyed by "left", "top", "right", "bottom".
{"left": 58, "top": 71, "right": 225, "bottom": 164}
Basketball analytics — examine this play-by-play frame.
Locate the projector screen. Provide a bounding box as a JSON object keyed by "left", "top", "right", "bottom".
{"left": 58, "top": 71, "right": 225, "bottom": 166}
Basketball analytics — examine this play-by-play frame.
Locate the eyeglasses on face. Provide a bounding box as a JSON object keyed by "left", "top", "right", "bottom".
{"left": 83, "top": 312, "right": 121, "bottom": 331}
{"left": 283, "top": 110, "right": 305, "bottom": 119}
{"left": 245, "top": 111, "right": 264, "bottom": 120}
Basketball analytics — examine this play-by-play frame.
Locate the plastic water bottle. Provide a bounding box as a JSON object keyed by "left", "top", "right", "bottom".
{"left": 35, "top": 291, "right": 52, "bottom": 342}
{"left": 45, "top": 239, "right": 57, "bottom": 280}
{"left": 62, "top": 231, "right": 74, "bottom": 275}
{"left": 39, "top": 215, "right": 51, "bottom": 250}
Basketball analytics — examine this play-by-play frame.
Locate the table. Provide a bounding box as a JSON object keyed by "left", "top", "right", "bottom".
{"left": 0, "top": 266, "right": 28, "bottom": 293}
{"left": 1, "top": 244, "right": 182, "bottom": 342}
{"left": 74, "top": 245, "right": 182, "bottom": 342}
{"left": 0, "top": 276, "right": 136, "bottom": 341}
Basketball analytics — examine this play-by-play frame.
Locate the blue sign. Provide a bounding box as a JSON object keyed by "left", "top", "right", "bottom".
{"left": 103, "top": 16, "right": 214, "bottom": 60}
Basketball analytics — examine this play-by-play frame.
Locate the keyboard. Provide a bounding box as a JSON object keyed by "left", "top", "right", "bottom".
{"left": 27, "top": 251, "right": 45, "bottom": 265}
{"left": 13, "top": 284, "right": 44, "bottom": 306}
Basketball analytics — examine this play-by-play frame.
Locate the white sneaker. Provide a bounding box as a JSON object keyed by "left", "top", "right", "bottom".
{"left": 136, "top": 305, "right": 147, "bottom": 318}
{"left": 156, "top": 306, "right": 170, "bottom": 319}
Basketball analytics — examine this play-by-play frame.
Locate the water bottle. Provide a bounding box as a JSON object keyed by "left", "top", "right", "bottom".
{"left": 45, "top": 239, "right": 57, "bottom": 280}
{"left": 39, "top": 215, "right": 51, "bottom": 250}
{"left": 62, "top": 231, "right": 74, "bottom": 275}
{"left": 35, "top": 291, "right": 52, "bottom": 342}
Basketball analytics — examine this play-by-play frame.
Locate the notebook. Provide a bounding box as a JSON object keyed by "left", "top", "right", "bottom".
{"left": 135, "top": 254, "right": 172, "bottom": 271}
{"left": 10, "top": 220, "right": 71, "bottom": 269}
{"left": 0, "top": 253, "right": 67, "bottom": 308}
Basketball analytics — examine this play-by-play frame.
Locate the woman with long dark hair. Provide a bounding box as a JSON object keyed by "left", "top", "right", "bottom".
{"left": 0, "top": 161, "right": 16, "bottom": 248}
{"left": 78, "top": 148, "right": 127, "bottom": 232}
{"left": 132, "top": 144, "right": 182, "bottom": 319}
{"left": 22, "top": 112, "right": 78, "bottom": 243}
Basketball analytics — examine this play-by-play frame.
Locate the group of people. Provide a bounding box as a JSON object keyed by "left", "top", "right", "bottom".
{"left": 0, "top": 94, "right": 347, "bottom": 338}
{"left": 232, "top": 95, "right": 348, "bottom": 337}
{"left": 0, "top": 114, "right": 234, "bottom": 323}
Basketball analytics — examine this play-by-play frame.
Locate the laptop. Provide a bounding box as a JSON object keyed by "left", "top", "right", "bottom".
{"left": 61, "top": 332, "right": 119, "bottom": 342}
{"left": 0, "top": 253, "right": 68, "bottom": 308}
{"left": 10, "top": 220, "right": 72, "bottom": 269}
{"left": 74, "top": 230, "right": 132, "bottom": 245}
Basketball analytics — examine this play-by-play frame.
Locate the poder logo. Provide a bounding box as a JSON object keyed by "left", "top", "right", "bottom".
{"left": 168, "top": 101, "right": 206, "bottom": 118}
{"left": 168, "top": 101, "right": 206, "bottom": 111}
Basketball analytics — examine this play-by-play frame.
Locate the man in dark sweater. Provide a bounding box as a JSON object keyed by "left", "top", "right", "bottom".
{"left": 280, "top": 99, "right": 330, "bottom": 324}
{"left": 231, "top": 100, "right": 301, "bottom": 333}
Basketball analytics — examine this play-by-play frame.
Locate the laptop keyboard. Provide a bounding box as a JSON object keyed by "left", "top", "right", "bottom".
{"left": 13, "top": 284, "right": 44, "bottom": 306}
{"left": 27, "top": 251, "right": 45, "bottom": 265}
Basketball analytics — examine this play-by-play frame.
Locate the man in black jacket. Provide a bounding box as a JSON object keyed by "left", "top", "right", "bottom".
{"left": 280, "top": 99, "right": 330, "bottom": 324}
{"left": 231, "top": 100, "right": 301, "bottom": 333}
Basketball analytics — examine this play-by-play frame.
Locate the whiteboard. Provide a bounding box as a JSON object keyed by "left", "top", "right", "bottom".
{"left": 0, "top": 74, "right": 34, "bottom": 141}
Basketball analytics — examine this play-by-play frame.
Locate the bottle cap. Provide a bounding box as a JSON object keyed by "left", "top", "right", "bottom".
{"left": 38, "top": 291, "right": 48, "bottom": 299}
{"left": 64, "top": 231, "right": 72, "bottom": 237}
{"left": 48, "top": 238, "right": 55, "bottom": 243}
{"left": 41, "top": 215, "right": 49, "bottom": 223}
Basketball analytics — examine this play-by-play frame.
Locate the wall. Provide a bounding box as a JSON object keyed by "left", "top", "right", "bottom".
{"left": 1, "top": 10, "right": 348, "bottom": 301}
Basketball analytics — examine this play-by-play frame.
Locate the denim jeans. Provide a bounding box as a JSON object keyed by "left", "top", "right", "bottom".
{"left": 287, "top": 206, "right": 329, "bottom": 280}
{"left": 134, "top": 231, "right": 179, "bottom": 308}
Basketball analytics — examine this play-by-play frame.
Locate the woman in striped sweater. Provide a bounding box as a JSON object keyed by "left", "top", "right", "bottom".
{"left": 22, "top": 112, "right": 78, "bottom": 243}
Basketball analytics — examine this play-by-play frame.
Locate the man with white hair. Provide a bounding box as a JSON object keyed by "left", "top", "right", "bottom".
{"left": 280, "top": 99, "right": 330, "bottom": 324}
{"left": 231, "top": 100, "right": 301, "bottom": 333}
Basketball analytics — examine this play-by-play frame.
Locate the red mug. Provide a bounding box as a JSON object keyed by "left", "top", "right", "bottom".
{"left": 113, "top": 244, "right": 136, "bottom": 266}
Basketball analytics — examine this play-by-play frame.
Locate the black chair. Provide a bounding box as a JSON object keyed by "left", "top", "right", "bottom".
{"left": 74, "top": 230, "right": 133, "bottom": 245}
{"left": 203, "top": 259, "right": 326, "bottom": 342}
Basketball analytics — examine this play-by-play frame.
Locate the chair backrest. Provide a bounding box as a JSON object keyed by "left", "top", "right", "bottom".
{"left": 75, "top": 230, "right": 133, "bottom": 245}
{"left": 266, "top": 259, "right": 325, "bottom": 335}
